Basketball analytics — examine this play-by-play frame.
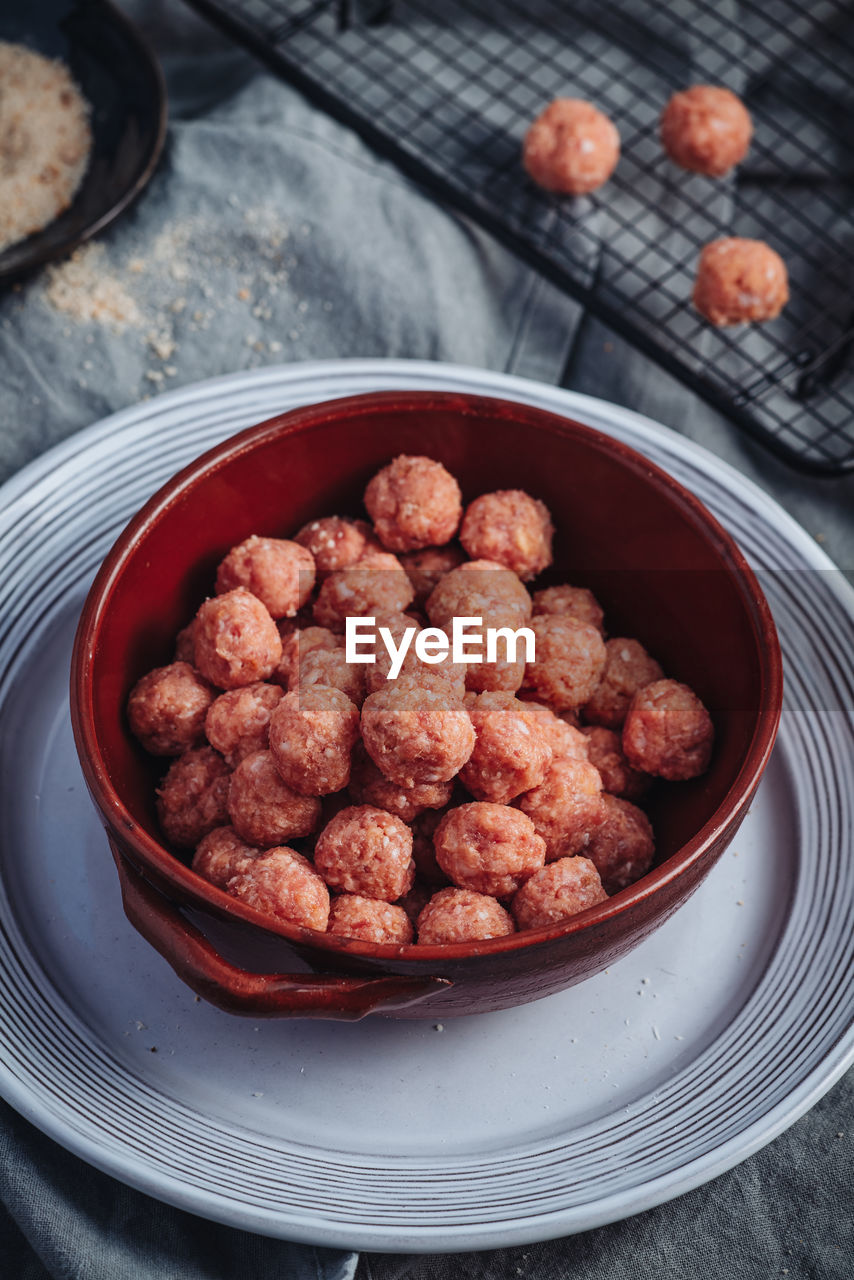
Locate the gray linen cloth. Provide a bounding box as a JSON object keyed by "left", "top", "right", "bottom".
{"left": 0, "top": 2, "right": 851, "bottom": 1278}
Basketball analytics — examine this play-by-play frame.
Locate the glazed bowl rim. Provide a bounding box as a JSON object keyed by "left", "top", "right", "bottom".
{"left": 70, "top": 389, "right": 784, "bottom": 964}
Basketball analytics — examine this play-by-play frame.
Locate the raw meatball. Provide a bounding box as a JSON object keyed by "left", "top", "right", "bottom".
{"left": 294, "top": 516, "right": 374, "bottom": 576}
{"left": 371, "top": 608, "right": 426, "bottom": 637}
{"left": 358, "top": 609, "right": 414, "bottom": 691}
{"left": 226, "top": 846, "right": 330, "bottom": 930}
{"left": 460, "top": 692, "right": 552, "bottom": 803}
{"left": 194, "top": 588, "right": 283, "bottom": 689}
{"left": 361, "top": 685, "right": 475, "bottom": 787}
{"left": 459, "top": 558, "right": 533, "bottom": 583}
{"left": 293, "top": 646, "right": 367, "bottom": 707}
{"left": 586, "top": 795, "right": 655, "bottom": 894}
{"left": 532, "top": 584, "right": 604, "bottom": 633}
{"left": 216, "top": 535, "right": 315, "bottom": 619}
{"left": 524, "top": 615, "right": 607, "bottom": 711}
{"left": 417, "top": 887, "right": 515, "bottom": 945}
{"left": 411, "top": 808, "right": 451, "bottom": 886}
{"left": 127, "top": 661, "right": 214, "bottom": 756}
{"left": 354, "top": 606, "right": 421, "bottom": 661}
{"left": 464, "top": 653, "right": 526, "bottom": 695}
{"left": 511, "top": 857, "right": 608, "bottom": 931}
{"left": 314, "top": 805, "right": 415, "bottom": 901}
{"left": 434, "top": 802, "right": 546, "bottom": 898}
{"left": 156, "top": 746, "right": 231, "bottom": 848}
{"left": 581, "top": 637, "right": 664, "bottom": 728}
{"left": 356, "top": 610, "right": 401, "bottom": 690}
{"left": 192, "top": 825, "right": 259, "bottom": 888}
{"left": 305, "top": 790, "right": 351, "bottom": 852}
{"left": 460, "top": 490, "right": 554, "bottom": 581}
{"left": 582, "top": 725, "right": 651, "bottom": 802}
{"left": 693, "top": 238, "right": 788, "bottom": 326}
{"left": 519, "top": 700, "right": 589, "bottom": 763}
{"left": 426, "top": 569, "right": 531, "bottom": 695}
{"left": 523, "top": 98, "right": 620, "bottom": 195}
{"left": 268, "top": 686, "right": 360, "bottom": 796}
{"left": 426, "top": 561, "right": 532, "bottom": 631}
{"left": 174, "top": 620, "right": 197, "bottom": 663}
{"left": 327, "top": 895, "right": 414, "bottom": 945}
{"left": 204, "top": 681, "right": 283, "bottom": 766}
{"left": 400, "top": 544, "right": 467, "bottom": 605}
{"left": 516, "top": 758, "right": 605, "bottom": 860}
{"left": 364, "top": 455, "right": 462, "bottom": 552}
{"left": 622, "top": 679, "right": 714, "bottom": 780}
{"left": 460, "top": 615, "right": 528, "bottom": 694}
{"left": 363, "top": 611, "right": 466, "bottom": 697}
{"left": 398, "top": 879, "right": 435, "bottom": 926}
{"left": 372, "top": 658, "right": 467, "bottom": 699}
{"left": 227, "top": 749, "right": 320, "bottom": 846}
{"left": 274, "top": 624, "right": 339, "bottom": 687}
{"left": 348, "top": 742, "right": 453, "bottom": 822}
{"left": 660, "top": 85, "right": 752, "bottom": 177}
{"left": 313, "top": 552, "right": 415, "bottom": 630}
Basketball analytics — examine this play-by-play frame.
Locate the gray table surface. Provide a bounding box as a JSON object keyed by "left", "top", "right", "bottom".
{"left": 0, "top": 2, "right": 851, "bottom": 1277}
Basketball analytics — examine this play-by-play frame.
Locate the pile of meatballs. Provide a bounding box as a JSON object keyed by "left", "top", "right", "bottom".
{"left": 523, "top": 86, "right": 788, "bottom": 328}
{"left": 127, "top": 454, "right": 714, "bottom": 948}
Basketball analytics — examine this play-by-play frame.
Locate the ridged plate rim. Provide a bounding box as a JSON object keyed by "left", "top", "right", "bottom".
{"left": 0, "top": 359, "right": 851, "bottom": 1251}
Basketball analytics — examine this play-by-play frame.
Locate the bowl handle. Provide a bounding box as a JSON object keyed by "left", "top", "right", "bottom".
{"left": 111, "top": 847, "right": 450, "bottom": 1019}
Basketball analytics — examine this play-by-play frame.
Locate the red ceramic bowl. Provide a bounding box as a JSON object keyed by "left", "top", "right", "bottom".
{"left": 71, "top": 391, "right": 782, "bottom": 1020}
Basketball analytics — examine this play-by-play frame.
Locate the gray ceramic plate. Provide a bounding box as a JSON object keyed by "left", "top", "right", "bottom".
{"left": 0, "top": 360, "right": 851, "bottom": 1250}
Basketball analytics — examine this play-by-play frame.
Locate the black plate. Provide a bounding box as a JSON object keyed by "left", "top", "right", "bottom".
{"left": 0, "top": 0, "right": 166, "bottom": 285}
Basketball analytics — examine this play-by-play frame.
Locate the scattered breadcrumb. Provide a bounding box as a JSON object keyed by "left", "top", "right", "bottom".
{"left": 147, "top": 331, "right": 176, "bottom": 360}
{"left": 0, "top": 42, "right": 92, "bottom": 252}
{"left": 37, "top": 204, "right": 305, "bottom": 385}
{"left": 45, "top": 244, "right": 141, "bottom": 331}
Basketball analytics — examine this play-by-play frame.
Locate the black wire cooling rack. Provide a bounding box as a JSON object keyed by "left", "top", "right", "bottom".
{"left": 185, "top": 0, "right": 854, "bottom": 475}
